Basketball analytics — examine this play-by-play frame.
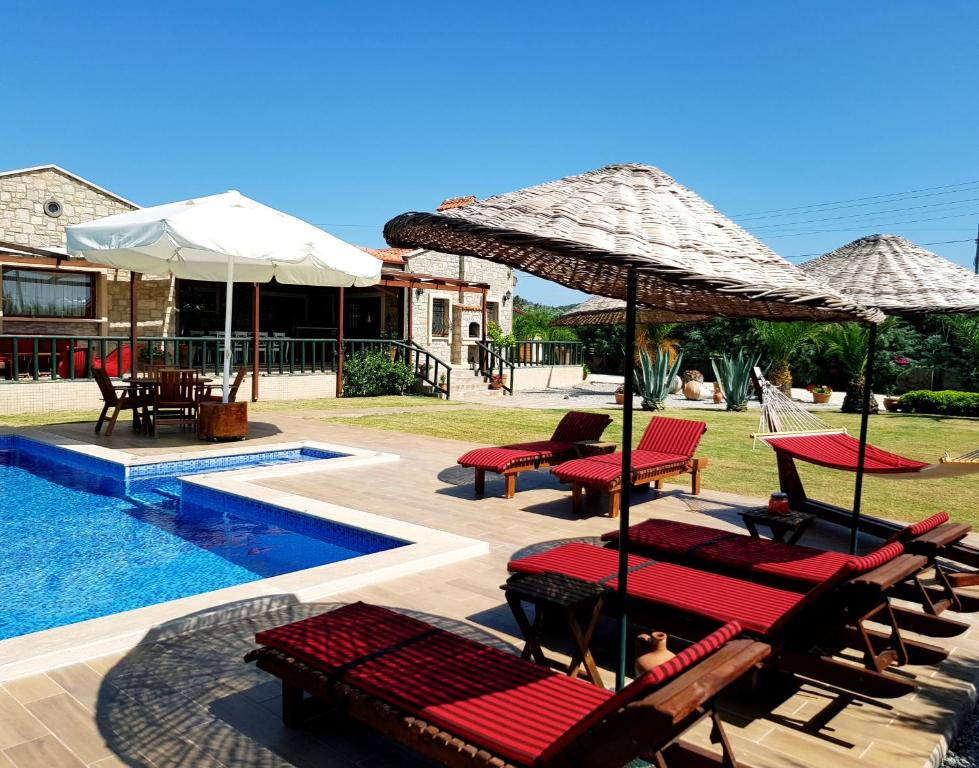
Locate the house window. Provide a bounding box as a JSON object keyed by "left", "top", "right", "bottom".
{"left": 487, "top": 301, "right": 500, "bottom": 327}
{"left": 431, "top": 298, "right": 449, "bottom": 337}
{"left": 468, "top": 321, "right": 480, "bottom": 338}
{"left": 1, "top": 268, "right": 95, "bottom": 318}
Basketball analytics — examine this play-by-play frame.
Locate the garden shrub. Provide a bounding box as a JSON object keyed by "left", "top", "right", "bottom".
{"left": 343, "top": 349, "right": 415, "bottom": 397}
{"left": 899, "top": 390, "right": 979, "bottom": 417}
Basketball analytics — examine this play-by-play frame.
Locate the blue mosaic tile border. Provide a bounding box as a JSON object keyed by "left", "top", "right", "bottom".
{"left": 127, "top": 446, "right": 346, "bottom": 479}
{"left": 8, "top": 436, "right": 126, "bottom": 480}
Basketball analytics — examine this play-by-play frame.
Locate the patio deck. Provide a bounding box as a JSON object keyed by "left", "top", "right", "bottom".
{"left": 1, "top": 412, "right": 978, "bottom": 767}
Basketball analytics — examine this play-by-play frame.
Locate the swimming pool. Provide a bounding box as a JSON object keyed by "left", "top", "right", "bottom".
{"left": 0, "top": 436, "right": 407, "bottom": 640}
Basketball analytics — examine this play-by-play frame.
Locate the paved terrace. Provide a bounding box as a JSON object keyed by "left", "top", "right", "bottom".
{"left": 1, "top": 411, "right": 978, "bottom": 768}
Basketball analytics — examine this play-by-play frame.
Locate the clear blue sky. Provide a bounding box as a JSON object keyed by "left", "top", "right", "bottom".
{"left": 2, "top": 1, "right": 976, "bottom": 305}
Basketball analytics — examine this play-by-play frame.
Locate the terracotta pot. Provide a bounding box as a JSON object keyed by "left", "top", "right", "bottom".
{"left": 682, "top": 380, "right": 702, "bottom": 401}
{"left": 712, "top": 381, "right": 723, "bottom": 405}
{"left": 883, "top": 396, "right": 900, "bottom": 412}
{"left": 812, "top": 392, "right": 831, "bottom": 404}
{"left": 614, "top": 392, "right": 625, "bottom": 405}
{"left": 635, "top": 632, "right": 675, "bottom": 675}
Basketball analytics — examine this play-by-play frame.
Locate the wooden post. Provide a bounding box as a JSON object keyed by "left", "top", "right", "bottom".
{"left": 252, "top": 283, "right": 260, "bottom": 402}
{"left": 130, "top": 272, "right": 140, "bottom": 378}
{"left": 336, "top": 286, "right": 345, "bottom": 397}
{"left": 481, "top": 287, "right": 488, "bottom": 372}
{"left": 406, "top": 286, "right": 413, "bottom": 369}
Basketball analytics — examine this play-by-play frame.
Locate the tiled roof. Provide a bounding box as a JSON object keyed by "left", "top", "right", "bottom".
{"left": 436, "top": 195, "right": 477, "bottom": 212}
{"left": 358, "top": 246, "right": 416, "bottom": 265}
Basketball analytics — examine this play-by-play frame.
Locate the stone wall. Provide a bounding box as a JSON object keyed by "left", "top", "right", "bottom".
{"left": 0, "top": 166, "right": 175, "bottom": 336}
{"left": 406, "top": 249, "right": 516, "bottom": 363}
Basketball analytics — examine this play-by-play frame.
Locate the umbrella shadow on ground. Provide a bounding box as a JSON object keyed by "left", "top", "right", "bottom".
{"left": 96, "top": 595, "right": 523, "bottom": 768}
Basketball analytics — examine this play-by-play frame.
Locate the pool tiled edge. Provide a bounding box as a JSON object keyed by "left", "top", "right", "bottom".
{"left": 0, "top": 430, "right": 488, "bottom": 681}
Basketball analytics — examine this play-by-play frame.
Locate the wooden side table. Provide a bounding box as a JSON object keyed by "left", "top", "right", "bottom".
{"left": 574, "top": 440, "right": 617, "bottom": 458}
{"left": 739, "top": 507, "right": 815, "bottom": 544}
{"left": 502, "top": 572, "right": 609, "bottom": 687}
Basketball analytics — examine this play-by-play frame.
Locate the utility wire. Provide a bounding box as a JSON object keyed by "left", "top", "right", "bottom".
{"left": 733, "top": 179, "right": 979, "bottom": 219}
{"left": 761, "top": 210, "right": 979, "bottom": 238}
{"left": 784, "top": 238, "right": 975, "bottom": 260}
{"left": 747, "top": 196, "right": 979, "bottom": 231}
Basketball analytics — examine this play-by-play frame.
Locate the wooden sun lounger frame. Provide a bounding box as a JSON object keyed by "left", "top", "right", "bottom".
{"left": 474, "top": 454, "right": 564, "bottom": 499}
{"left": 570, "top": 456, "right": 709, "bottom": 518}
{"left": 247, "top": 638, "right": 770, "bottom": 768}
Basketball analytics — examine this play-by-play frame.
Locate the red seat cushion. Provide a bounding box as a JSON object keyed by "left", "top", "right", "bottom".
{"left": 552, "top": 450, "right": 689, "bottom": 485}
{"left": 883, "top": 511, "right": 950, "bottom": 544}
{"left": 637, "top": 416, "right": 707, "bottom": 455}
{"left": 458, "top": 441, "right": 574, "bottom": 473}
{"left": 550, "top": 411, "right": 613, "bottom": 443}
{"left": 256, "top": 602, "right": 740, "bottom": 765}
{"left": 509, "top": 543, "right": 812, "bottom": 635}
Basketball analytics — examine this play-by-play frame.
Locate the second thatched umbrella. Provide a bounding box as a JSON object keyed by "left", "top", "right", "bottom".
{"left": 385, "top": 163, "right": 881, "bottom": 688}
{"left": 553, "top": 294, "right": 709, "bottom": 327}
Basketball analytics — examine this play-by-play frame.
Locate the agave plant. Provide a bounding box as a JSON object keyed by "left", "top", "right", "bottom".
{"left": 711, "top": 349, "right": 761, "bottom": 412}
{"left": 634, "top": 348, "right": 683, "bottom": 411}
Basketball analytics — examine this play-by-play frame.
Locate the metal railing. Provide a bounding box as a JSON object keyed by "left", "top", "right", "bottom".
{"left": 0, "top": 335, "right": 131, "bottom": 381}
{"left": 489, "top": 340, "right": 582, "bottom": 367}
{"left": 476, "top": 341, "right": 514, "bottom": 394}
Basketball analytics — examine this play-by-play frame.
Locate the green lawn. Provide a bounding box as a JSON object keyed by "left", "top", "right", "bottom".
{"left": 0, "top": 394, "right": 461, "bottom": 428}
{"left": 323, "top": 406, "right": 979, "bottom": 527}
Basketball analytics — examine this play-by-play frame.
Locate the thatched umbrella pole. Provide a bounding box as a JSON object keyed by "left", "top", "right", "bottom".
{"left": 850, "top": 322, "right": 879, "bottom": 554}
{"left": 615, "top": 269, "right": 638, "bottom": 689}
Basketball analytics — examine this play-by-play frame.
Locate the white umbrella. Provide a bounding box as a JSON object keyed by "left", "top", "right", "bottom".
{"left": 67, "top": 191, "right": 382, "bottom": 402}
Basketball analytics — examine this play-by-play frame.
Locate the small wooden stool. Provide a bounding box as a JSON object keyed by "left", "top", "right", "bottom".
{"left": 502, "top": 571, "right": 609, "bottom": 687}
{"left": 739, "top": 507, "right": 815, "bottom": 544}
{"left": 573, "top": 439, "right": 617, "bottom": 458}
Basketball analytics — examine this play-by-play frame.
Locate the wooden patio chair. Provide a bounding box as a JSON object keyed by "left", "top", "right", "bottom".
{"left": 150, "top": 369, "right": 202, "bottom": 435}
{"left": 509, "top": 541, "right": 945, "bottom": 699}
{"left": 246, "top": 602, "right": 768, "bottom": 768}
{"left": 93, "top": 367, "right": 152, "bottom": 437}
{"left": 552, "top": 416, "right": 709, "bottom": 517}
{"left": 601, "top": 514, "right": 974, "bottom": 635}
{"left": 457, "top": 411, "right": 613, "bottom": 498}
{"left": 199, "top": 366, "right": 247, "bottom": 402}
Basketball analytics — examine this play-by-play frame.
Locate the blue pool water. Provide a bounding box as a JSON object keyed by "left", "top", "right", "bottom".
{"left": 0, "top": 437, "right": 406, "bottom": 640}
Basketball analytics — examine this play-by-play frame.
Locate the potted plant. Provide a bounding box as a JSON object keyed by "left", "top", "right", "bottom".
{"left": 614, "top": 384, "right": 626, "bottom": 405}
{"left": 883, "top": 391, "right": 901, "bottom": 412}
{"left": 489, "top": 373, "right": 506, "bottom": 390}
{"left": 681, "top": 370, "right": 703, "bottom": 400}
{"left": 807, "top": 384, "right": 833, "bottom": 404}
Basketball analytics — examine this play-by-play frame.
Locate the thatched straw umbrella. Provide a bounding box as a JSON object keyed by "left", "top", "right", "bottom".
{"left": 801, "top": 234, "right": 979, "bottom": 315}
{"left": 552, "top": 294, "right": 709, "bottom": 327}
{"left": 385, "top": 163, "right": 881, "bottom": 687}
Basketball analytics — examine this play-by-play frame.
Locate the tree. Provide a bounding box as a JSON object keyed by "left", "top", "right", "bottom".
{"left": 750, "top": 320, "right": 821, "bottom": 396}
{"left": 820, "top": 323, "right": 878, "bottom": 413}
{"left": 512, "top": 306, "right": 579, "bottom": 341}
{"left": 944, "top": 315, "right": 979, "bottom": 387}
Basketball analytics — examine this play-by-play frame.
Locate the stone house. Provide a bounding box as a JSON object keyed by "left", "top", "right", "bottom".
{"left": 0, "top": 164, "right": 175, "bottom": 338}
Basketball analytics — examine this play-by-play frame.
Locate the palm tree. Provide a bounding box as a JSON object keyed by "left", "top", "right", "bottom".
{"left": 750, "top": 320, "right": 820, "bottom": 396}
{"left": 820, "top": 323, "right": 878, "bottom": 413}
{"left": 636, "top": 323, "right": 679, "bottom": 365}
{"left": 513, "top": 307, "right": 579, "bottom": 341}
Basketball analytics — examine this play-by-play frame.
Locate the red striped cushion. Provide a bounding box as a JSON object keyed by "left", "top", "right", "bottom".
{"left": 764, "top": 433, "right": 928, "bottom": 473}
{"left": 537, "top": 620, "right": 742, "bottom": 762}
{"left": 843, "top": 541, "right": 905, "bottom": 574}
{"left": 552, "top": 450, "right": 689, "bottom": 485}
{"left": 637, "top": 416, "right": 707, "bottom": 456}
{"left": 508, "top": 543, "right": 808, "bottom": 635}
{"left": 551, "top": 411, "right": 613, "bottom": 443}
{"left": 908, "top": 511, "right": 949, "bottom": 536}
{"left": 457, "top": 441, "right": 574, "bottom": 473}
{"left": 255, "top": 602, "right": 729, "bottom": 765}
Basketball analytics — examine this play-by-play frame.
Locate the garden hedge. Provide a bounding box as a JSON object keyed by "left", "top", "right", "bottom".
{"left": 899, "top": 390, "right": 979, "bottom": 417}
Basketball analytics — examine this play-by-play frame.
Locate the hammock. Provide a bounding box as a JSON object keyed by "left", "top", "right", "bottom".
{"left": 752, "top": 379, "right": 979, "bottom": 480}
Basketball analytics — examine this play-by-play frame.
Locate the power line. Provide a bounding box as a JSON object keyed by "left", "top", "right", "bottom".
{"left": 732, "top": 179, "right": 979, "bottom": 219}
{"left": 747, "top": 196, "right": 979, "bottom": 231}
{"left": 760, "top": 210, "right": 979, "bottom": 238}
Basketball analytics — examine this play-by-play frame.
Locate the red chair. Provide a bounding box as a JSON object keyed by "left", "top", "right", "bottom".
{"left": 97, "top": 344, "right": 132, "bottom": 377}
{"left": 247, "top": 602, "right": 767, "bottom": 768}
{"left": 552, "top": 416, "right": 709, "bottom": 517}
{"left": 457, "top": 411, "right": 613, "bottom": 498}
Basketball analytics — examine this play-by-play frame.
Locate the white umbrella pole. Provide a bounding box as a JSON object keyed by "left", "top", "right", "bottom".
{"left": 222, "top": 258, "right": 235, "bottom": 403}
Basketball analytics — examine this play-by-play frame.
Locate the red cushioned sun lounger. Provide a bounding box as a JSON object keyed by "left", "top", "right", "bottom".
{"left": 552, "top": 416, "right": 708, "bottom": 517}
{"left": 246, "top": 602, "right": 768, "bottom": 768}
{"left": 457, "top": 411, "right": 612, "bottom": 498}
{"left": 601, "top": 514, "right": 975, "bottom": 634}
{"left": 509, "top": 541, "right": 941, "bottom": 698}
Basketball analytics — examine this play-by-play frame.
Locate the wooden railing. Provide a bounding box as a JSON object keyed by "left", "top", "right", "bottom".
{"left": 400, "top": 340, "right": 451, "bottom": 399}
{"left": 476, "top": 341, "right": 514, "bottom": 394}
{"left": 489, "top": 340, "right": 582, "bottom": 367}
